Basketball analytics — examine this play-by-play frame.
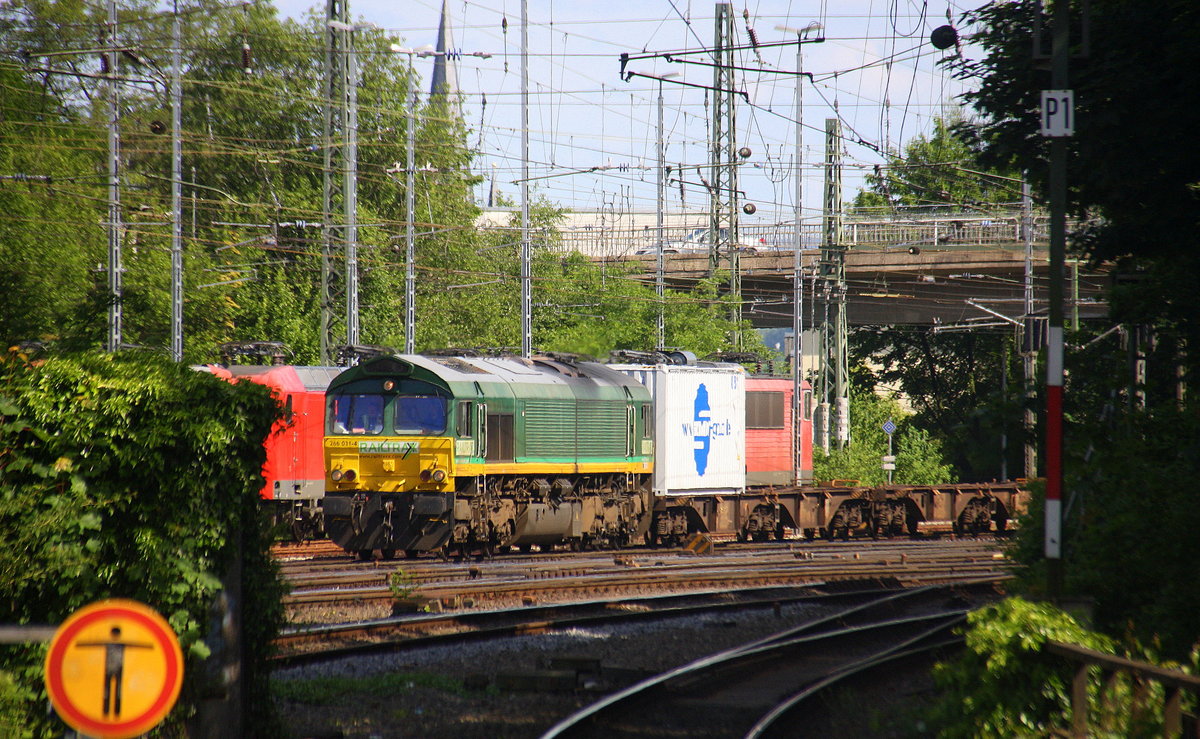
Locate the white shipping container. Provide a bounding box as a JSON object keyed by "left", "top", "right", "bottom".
{"left": 611, "top": 364, "right": 746, "bottom": 496}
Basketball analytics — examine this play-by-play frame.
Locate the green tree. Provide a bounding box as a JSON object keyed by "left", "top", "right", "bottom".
{"left": 949, "top": 0, "right": 1200, "bottom": 365}
{"left": 949, "top": 0, "right": 1200, "bottom": 661}
{"left": 852, "top": 115, "right": 1021, "bottom": 215}
{"left": 0, "top": 65, "right": 103, "bottom": 347}
{"left": 813, "top": 372, "right": 955, "bottom": 485}
{"left": 852, "top": 327, "right": 1027, "bottom": 481}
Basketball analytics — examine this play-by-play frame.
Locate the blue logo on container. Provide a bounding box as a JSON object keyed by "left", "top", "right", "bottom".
{"left": 681, "top": 383, "right": 733, "bottom": 476}
{"left": 692, "top": 384, "right": 711, "bottom": 475}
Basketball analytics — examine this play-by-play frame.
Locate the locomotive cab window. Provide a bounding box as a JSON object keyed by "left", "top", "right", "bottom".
{"left": 329, "top": 393, "right": 385, "bottom": 435}
{"left": 455, "top": 402, "right": 473, "bottom": 438}
{"left": 394, "top": 396, "right": 447, "bottom": 435}
{"left": 392, "top": 379, "right": 449, "bottom": 435}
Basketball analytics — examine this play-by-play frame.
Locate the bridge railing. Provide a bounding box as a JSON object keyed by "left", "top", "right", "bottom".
{"left": 548, "top": 211, "right": 1050, "bottom": 258}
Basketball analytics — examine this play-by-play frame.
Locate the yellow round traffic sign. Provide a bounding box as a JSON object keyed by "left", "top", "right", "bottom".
{"left": 45, "top": 599, "right": 184, "bottom": 739}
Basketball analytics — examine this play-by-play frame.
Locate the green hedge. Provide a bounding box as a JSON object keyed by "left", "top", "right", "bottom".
{"left": 0, "top": 349, "right": 287, "bottom": 736}
{"left": 927, "top": 597, "right": 1198, "bottom": 738}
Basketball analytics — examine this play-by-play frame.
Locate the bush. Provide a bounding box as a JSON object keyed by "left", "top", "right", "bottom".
{"left": 1008, "top": 407, "right": 1200, "bottom": 660}
{"left": 927, "top": 597, "right": 1198, "bottom": 738}
{"left": 0, "top": 349, "right": 287, "bottom": 736}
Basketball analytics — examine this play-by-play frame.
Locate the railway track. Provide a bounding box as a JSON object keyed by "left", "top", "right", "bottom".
{"left": 279, "top": 539, "right": 1012, "bottom": 613}
{"left": 541, "top": 583, "right": 982, "bottom": 738}
{"left": 273, "top": 584, "right": 893, "bottom": 666}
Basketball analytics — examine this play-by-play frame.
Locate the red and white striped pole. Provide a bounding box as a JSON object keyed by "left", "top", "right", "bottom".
{"left": 1043, "top": 0, "right": 1071, "bottom": 600}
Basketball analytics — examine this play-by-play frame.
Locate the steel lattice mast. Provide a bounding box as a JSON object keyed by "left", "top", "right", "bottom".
{"left": 817, "top": 118, "right": 849, "bottom": 450}
{"left": 321, "top": 0, "right": 359, "bottom": 364}
{"left": 105, "top": 0, "right": 122, "bottom": 353}
{"left": 709, "top": 3, "right": 742, "bottom": 342}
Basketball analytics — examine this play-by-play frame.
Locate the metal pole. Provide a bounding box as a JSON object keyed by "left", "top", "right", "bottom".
{"left": 405, "top": 56, "right": 416, "bottom": 354}
{"left": 169, "top": 2, "right": 183, "bottom": 362}
{"left": 790, "top": 39, "right": 804, "bottom": 484}
{"left": 344, "top": 24, "right": 359, "bottom": 349}
{"left": 1045, "top": 0, "right": 1070, "bottom": 600}
{"left": 106, "top": 0, "right": 122, "bottom": 352}
{"left": 519, "top": 0, "right": 531, "bottom": 358}
{"left": 1022, "top": 179, "right": 1037, "bottom": 479}
{"left": 887, "top": 429, "right": 893, "bottom": 484}
{"left": 656, "top": 79, "right": 666, "bottom": 351}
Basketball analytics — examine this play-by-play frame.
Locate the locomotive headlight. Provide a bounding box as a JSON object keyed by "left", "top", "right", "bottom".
{"left": 420, "top": 467, "right": 448, "bottom": 484}
{"left": 342, "top": 469, "right": 357, "bottom": 482}
{"left": 331, "top": 467, "right": 357, "bottom": 482}
{"left": 331, "top": 468, "right": 343, "bottom": 482}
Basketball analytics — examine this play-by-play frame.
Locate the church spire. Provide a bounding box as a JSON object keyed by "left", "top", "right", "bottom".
{"left": 429, "top": 0, "right": 459, "bottom": 100}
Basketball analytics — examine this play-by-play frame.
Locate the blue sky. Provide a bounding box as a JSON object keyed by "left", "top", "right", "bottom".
{"left": 267, "top": 1, "right": 978, "bottom": 223}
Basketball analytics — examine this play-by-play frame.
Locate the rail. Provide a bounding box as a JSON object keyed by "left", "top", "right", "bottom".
{"left": 1045, "top": 639, "right": 1200, "bottom": 737}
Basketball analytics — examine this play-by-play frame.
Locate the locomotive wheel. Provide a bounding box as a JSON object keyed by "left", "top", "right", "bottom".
{"left": 356, "top": 549, "right": 373, "bottom": 562}
{"left": 380, "top": 548, "right": 396, "bottom": 560}
{"left": 405, "top": 549, "right": 419, "bottom": 559}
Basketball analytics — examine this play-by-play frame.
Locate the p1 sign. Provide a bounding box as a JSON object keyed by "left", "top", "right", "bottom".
{"left": 1040, "top": 90, "right": 1074, "bottom": 137}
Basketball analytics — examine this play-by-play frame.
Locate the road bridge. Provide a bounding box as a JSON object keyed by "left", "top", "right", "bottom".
{"left": 569, "top": 214, "right": 1109, "bottom": 328}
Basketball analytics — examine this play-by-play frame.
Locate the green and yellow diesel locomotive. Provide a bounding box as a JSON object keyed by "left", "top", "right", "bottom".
{"left": 322, "top": 354, "right": 654, "bottom": 558}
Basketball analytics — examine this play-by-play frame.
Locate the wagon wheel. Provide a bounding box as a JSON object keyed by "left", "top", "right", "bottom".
{"left": 355, "top": 549, "right": 374, "bottom": 562}
{"left": 379, "top": 548, "right": 396, "bottom": 560}
{"left": 826, "top": 511, "right": 846, "bottom": 541}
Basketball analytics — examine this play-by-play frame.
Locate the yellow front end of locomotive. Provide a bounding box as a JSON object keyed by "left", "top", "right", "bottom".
{"left": 325, "top": 436, "right": 455, "bottom": 494}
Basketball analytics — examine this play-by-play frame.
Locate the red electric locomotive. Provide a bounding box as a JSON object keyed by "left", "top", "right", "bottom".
{"left": 745, "top": 373, "right": 813, "bottom": 487}
{"left": 203, "top": 364, "right": 343, "bottom": 538}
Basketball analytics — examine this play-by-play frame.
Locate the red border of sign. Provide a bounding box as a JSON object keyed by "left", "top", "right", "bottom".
{"left": 45, "top": 600, "right": 183, "bottom": 739}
